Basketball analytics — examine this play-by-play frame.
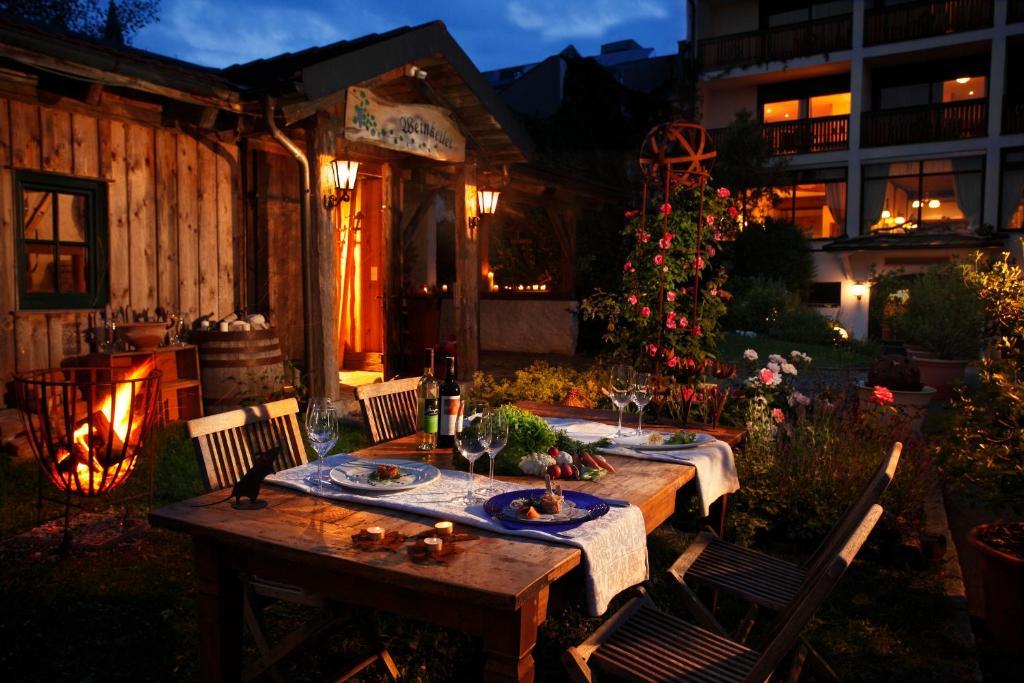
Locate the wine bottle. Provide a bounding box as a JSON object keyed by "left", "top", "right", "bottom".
{"left": 416, "top": 348, "right": 439, "bottom": 450}
{"left": 437, "top": 355, "right": 460, "bottom": 448}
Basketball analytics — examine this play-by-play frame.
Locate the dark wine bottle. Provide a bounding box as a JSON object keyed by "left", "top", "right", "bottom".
{"left": 437, "top": 355, "right": 460, "bottom": 448}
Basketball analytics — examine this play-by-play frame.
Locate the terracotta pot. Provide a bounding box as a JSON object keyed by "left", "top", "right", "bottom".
{"left": 856, "top": 382, "right": 935, "bottom": 435}
{"left": 904, "top": 345, "right": 938, "bottom": 361}
{"left": 118, "top": 322, "right": 167, "bottom": 350}
{"left": 968, "top": 523, "right": 1024, "bottom": 653}
{"left": 910, "top": 357, "right": 967, "bottom": 399}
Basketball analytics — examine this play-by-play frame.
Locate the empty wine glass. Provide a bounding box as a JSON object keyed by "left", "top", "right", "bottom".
{"left": 608, "top": 364, "right": 635, "bottom": 437}
{"left": 455, "top": 400, "right": 490, "bottom": 503}
{"left": 480, "top": 410, "right": 508, "bottom": 495}
{"left": 631, "top": 372, "right": 653, "bottom": 437}
{"left": 305, "top": 397, "right": 337, "bottom": 494}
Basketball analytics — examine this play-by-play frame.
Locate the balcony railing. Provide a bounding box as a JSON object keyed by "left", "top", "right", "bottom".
{"left": 864, "top": 0, "right": 993, "bottom": 46}
{"left": 861, "top": 100, "right": 987, "bottom": 147}
{"left": 1005, "top": 100, "right": 1024, "bottom": 134}
{"left": 698, "top": 14, "right": 852, "bottom": 71}
{"left": 707, "top": 115, "right": 849, "bottom": 156}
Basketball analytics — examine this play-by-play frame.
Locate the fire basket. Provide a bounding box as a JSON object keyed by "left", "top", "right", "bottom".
{"left": 14, "top": 363, "right": 161, "bottom": 549}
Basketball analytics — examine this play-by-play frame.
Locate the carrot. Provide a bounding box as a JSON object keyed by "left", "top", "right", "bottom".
{"left": 592, "top": 453, "right": 617, "bottom": 474}
{"left": 581, "top": 452, "right": 605, "bottom": 471}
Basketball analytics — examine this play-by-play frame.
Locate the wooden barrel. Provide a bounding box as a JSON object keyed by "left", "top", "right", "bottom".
{"left": 193, "top": 328, "right": 286, "bottom": 413}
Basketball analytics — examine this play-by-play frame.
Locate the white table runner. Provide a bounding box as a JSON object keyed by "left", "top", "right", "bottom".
{"left": 546, "top": 418, "right": 740, "bottom": 516}
{"left": 266, "top": 454, "right": 648, "bottom": 616}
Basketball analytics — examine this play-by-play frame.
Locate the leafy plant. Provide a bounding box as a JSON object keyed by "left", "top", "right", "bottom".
{"left": 726, "top": 217, "right": 815, "bottom": 294}
{"left": 452, "top": 405, "right": 556, "bottom": 476}
{"left": 711, "top": 109, "right": 788, "bottom": 223}
{"left": 769, "top": 307, "right": 840, "bottom": 346}
{"left": 896, "top": 264, "right": 983, "bottom": 359}
{"left": 471, "top": 361, "right": 605, "bottom": 408}
{"left": 723, "top": 275, "right": 795, "bottom": 333}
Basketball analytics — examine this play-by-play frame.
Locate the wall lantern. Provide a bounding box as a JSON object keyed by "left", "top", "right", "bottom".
{"left": 324, "top": 159, "right": 359, "bottom": 209}
{"left": 469, "top": 189, "right": 500, "bottom": 232}
{"left": 851, "top": 281, "right": 868, "bottom": 301}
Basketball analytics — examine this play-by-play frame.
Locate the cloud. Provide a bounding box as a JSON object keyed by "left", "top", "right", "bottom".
{"left": 505, "top": 0, "right": 669, "bottom": 40}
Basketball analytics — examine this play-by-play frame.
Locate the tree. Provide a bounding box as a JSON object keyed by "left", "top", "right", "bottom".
{"left": 1, "top": 1, "right": 159, "bottom": 44}
{"left": 711, "top": 109, "right": 788, "bottom": 225}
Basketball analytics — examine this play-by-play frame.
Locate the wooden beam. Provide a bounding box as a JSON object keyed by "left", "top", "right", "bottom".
{"left": 453, "top": 159, "right": 479, "bottom": 380}
{"left": 84, "top": 82, "right": 104, "bottom": 105}
{"left": 381, "top": 162, "right": 403, "bottom": 377}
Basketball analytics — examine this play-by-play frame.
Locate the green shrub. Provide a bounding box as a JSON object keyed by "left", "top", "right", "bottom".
{"left": 723, "top": 275, "right": 795, "bottom": 333}
{"left": 471, "top": 361, "right": 605, "bottom": 408}
{"left": 769, "top": 307, "right": 840, "bottom": 346}
{"left": 895, "top": 264, "right": 983, "bottom": 359}
{"left": 727, "top": 217, "right": 815, "bottom": 294}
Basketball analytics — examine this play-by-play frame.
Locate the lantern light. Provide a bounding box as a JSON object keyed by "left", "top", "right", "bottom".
{"left": 851, "top": 282, "right": 868, "bottom": 301}
{"left": 911, "top": 200, "right": 921, "bottom": 208}
{"left": 478, "top": 189, "right": 500, "bottom": 215}
{"left": 324, "top": 159, "right": 359, "bottom": 208}
{"left": 881, "top": 209, "right": 891, "bottom": 219}
{"left": 927, "top": 199, "right": 941, "bottom": 209}
{"left": 955, "top": 76, "right": 970, "bottom": 84}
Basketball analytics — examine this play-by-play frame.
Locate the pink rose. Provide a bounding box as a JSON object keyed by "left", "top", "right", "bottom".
{"left": 707, "top": 245, "right": 716, "bottom": 257}
{"left": 693, "top": 257, "right": 705, "bottom": 270}
{"left": 666, "top": 290, "right": 676, "bottom": 302}
{"left": 706, "top": 214, "right": 715, "bottom": 225}
{"left": 679, "top": 316, "right": 689, "bottom": 329}
{"left": 659, "top": 203, "right": 672, "bottom": 215}
{"left": 666, "top": 356, "right": 679, "bottom": 368}
{"left": 771, "top": 408, "right": 785, "bottom": 424}
{"left": 623, "top": 260, "right": 632, "bottom": 272}
{"left": 870, "top": 385, "right": 895, "bottom": 406}
{"left": 658, "top": 237, "right": 670, "bottom": 249}
{"left": 641, "top": 306, "right": 651, "bottom": 318}
{"left": 692, "top": 324, "right": 701, "bottom": 336}
{"left": 637, "top": 230, "right": 650, "bottom": 243}
{"left": 625, "top": 209, "right": 640, "bottom": 219}
{"left": 627, "top": 294, "right": 638, "bottom": 305}
{"left": 666, "top": 317, "right": 677, "bottom": 329}
{"left": 647, "top": 343, "right": 658, "bottom": 357}
{"left": 717, "top": 187, "right": 731, "bottom": 198}
{"left": 653, "top": 254, "right": 664, "bottom": 266}
{"left": 759, "top": 368, "right": 775, "bottom": 384}
{"left": 714, "top": 230, "right": 723, "bottom": 241}
{"left": 728, "top": 206, "right": 738, "bottom": 218}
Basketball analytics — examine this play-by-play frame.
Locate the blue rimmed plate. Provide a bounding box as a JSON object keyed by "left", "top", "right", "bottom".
{"left": 484, "top": 489, "right": 610, "bottom": 533}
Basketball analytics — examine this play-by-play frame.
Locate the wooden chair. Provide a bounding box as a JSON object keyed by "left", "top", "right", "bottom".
{"left": 355, "top": 377, "right": 420, "bottom": 444}
{"left": 187, "top": 399, "right": 399, "bottom": 682}
{"left": 564, "top": 504, "right": 886, "bottom": 683}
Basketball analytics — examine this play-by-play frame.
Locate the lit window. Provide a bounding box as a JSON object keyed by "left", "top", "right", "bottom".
{"left": 942, "top": 76, "right": 986, "bottom": 102}
{"left": 862, "top": 158, "right": 983, "bottom": 234}
{"left": 763, "top": 100, "right": 800, "bottom": 123}
{"left": 809, "top": 92, "right": 851, "bottom": 117}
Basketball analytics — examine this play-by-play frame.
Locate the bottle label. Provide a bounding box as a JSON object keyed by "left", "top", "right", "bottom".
{"left": 422, "top": 399, "right": 439, "bottom": 434}
{"left": 439, "top": 396, "right": 461, "bottom": 436}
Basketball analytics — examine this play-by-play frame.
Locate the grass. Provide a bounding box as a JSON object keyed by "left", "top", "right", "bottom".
{"left": 719, "top": 332, "right": 877, "bottom": 368}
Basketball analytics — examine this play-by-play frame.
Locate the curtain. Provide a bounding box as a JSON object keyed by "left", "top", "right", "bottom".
{"left": 824, "top": 181, "right": 847, "bottom": 236}
{"left": 1001, "top": 167, "right": 1024, "bottom": 230}
{"left": 861, "top": 169, "right": 889, "bottom": 233}
{"left": 951, "top": 157, "right": 982, "bottom": 231}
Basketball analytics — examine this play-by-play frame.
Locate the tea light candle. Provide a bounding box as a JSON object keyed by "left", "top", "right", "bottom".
{"left": 218, "top": 321, "right": 229, "bottom": 332}
{"left": 434, "top": 521, "right": 453, "bottom": 537}
{"left": 365, "top": 526, "right": 385, "bottom": 541}
{"left": 423, "top": 536, "right": 443, "bottom": 556}
{"left": 199, "top": 320, "right": 210, "bottom": 329}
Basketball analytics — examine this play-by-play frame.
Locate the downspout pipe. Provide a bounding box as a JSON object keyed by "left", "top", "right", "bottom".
{"left": 263, "top": 96, "right": 316, "bottom": 384}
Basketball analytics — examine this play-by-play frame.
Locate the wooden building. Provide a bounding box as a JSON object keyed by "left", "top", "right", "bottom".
{"left": 0, "top": 17, "right": 604, "bottom": 408}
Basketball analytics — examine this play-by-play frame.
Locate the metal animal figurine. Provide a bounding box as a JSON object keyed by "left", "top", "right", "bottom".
{"left": 193, "top": 447, "right": 280, "bottom": 510}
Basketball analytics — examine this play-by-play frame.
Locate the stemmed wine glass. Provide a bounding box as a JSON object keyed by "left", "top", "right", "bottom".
{"left": 480, "top": 410, "right": 508, "bottom": 495}
{"left": 608, "top": 365, "right": 635, "bottom": 437}
{"left": 455, "top": 400, "right": 490, "bottom": 503}
{"left": 305, "top": 397, "right": 338, "bottom": 494}
{"left": 631, "top": 372, "right": 653, "bottom": 437}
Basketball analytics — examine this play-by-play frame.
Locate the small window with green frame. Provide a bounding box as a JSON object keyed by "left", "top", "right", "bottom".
{"left": 16, "top": 171, "right": 108, "bottom": 310}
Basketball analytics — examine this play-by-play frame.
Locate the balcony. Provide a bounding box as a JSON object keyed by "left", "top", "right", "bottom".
{"left": 861, "top": 100, "right": 987, "bottom": 147}
{"left": 1005, "top": 99, "right": 1024, "bottom": 134}
{"left": 698, "top": 14, "right": 852, "bottom": 71}
{"left": 708, "top": 115, "right": 849, "bottom": 156}
{"left": 864, "top": 0, "right": 993, "bottom": 47}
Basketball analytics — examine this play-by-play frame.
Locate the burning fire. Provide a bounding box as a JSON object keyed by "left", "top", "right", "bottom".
{"left": 53, "top": 361, "right": 156, "bottom": 495}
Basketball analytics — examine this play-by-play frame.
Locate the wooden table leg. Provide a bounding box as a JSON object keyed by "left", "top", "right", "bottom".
{"left": 482, "top": 591, "right": 544, "bottom": 683}
{"left": 194, "top": 538, "right": 244, "bottom": 683}
{"left": 710, "top": 493, "right": 729, "bottom": 538}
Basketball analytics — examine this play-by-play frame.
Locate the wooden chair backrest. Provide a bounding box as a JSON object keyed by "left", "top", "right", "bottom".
{"left": 187, "top": 398, "right": 307, "bottom": 492}
{"left": 803, "top": 441, "right": 901, "bottom": 579}
{"left": 355, "top": 377, "right": 421, "bottom": 444}
{"left": 746, "top": 504, "right": 885, "bottom": 682}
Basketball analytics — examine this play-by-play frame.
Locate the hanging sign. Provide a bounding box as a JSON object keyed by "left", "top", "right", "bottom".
{"left": 344, "top": 87, "right": 466, "bottom": 162}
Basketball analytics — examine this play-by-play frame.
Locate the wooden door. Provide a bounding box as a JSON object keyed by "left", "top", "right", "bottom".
{"left": 339, "top": 175, "right": 385, "bottom": 372}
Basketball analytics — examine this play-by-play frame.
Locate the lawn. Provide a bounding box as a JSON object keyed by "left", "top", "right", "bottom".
{"left": 718, "top": 332, "right": 877, "bottom": 368}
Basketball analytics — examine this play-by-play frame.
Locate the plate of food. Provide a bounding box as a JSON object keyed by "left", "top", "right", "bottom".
{"left": 609, "top": 430, "right": 716, "bottom": 451}
{"left": 483, "top": 489, "right": 610, "bottom": 531}
{"left": 329, "top": 459, "right": 440, "bottom": 492}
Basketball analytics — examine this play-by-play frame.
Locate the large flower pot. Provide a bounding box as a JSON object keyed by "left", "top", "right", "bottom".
{"left": 856, "top": 382, "right": 936, "bottom": 435}
{"left": 910, "top": 357, "right": 967, "bottom": 400}
{"left": 968, "top": 523, "right": 1024, "bottom": 653}
{"left": 905, "top": 345, "right": 938, "bottom": 361}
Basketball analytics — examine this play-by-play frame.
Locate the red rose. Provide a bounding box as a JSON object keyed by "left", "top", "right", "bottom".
{"left": 659, "top": 203, "right": 672, "bottom": 215}
{"left": 717, "top": 187, "right": 731, "bottom": 198}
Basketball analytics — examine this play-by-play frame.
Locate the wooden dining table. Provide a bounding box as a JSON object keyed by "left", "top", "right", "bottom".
{"left": 149, "top": 401, "right": 745, "bottom": 683}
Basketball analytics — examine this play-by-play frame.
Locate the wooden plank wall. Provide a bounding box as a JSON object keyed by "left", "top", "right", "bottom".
{"left": 0, "top": 95, "right": 240, "bottom": 406}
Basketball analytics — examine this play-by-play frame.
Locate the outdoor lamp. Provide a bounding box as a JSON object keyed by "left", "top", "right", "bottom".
{"left": 324, "top": 159, "right": 359, "bottom": 208}
{"left": 852, "top": 282, "right": 867, "bottom": 301}
{"left": 469, "top": 189, "right": 500, "bottom": 232}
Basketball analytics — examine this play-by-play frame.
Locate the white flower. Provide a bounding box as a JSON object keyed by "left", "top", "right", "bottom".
{"left": 767, "top": 361, "right": 781, "bottom": 374}
{"left": 743, "top": 349, "right": 758, "bottom": 362}
{"left": 790, "top": 350, "right": 812, "bottom": 365}
{"left": 781, "top": 362, "right": 798, "bottom": 376}
{"left": 789, "top": 391, "right": 810, "bottom": 407}
{"left": 768, "top": 353, "right": 785, "bottom": 365}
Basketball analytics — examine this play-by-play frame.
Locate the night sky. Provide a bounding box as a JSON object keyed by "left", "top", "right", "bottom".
{"left": 134, "top": 0, "right": 687, "bottom": 71}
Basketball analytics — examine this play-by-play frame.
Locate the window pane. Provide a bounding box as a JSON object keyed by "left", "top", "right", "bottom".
{"left": 942, "top": 76, "right": 986, "bottom": 102}
{"left": 1001, "top": 162, "right": 1024, "bottom": 230}
{"left": 22, "top": 191, "right": 52, "bottom": 240}
{"left": 767, "top": 185, "right": 795, "bottom": 224}
{"left": 793, "top": 182, "right": 845, "bottom": 239}
{"left": 923, "top": 169, "right": 980, "bottom": 231}
{"left": 57, "top": 193, "right": 88, "bottom": 243}
{"left": 864, "top": 177, "right": 917, "bottom": 233}
{"left": 764, "top": 99, "right": 800, "bottom": 123}
{"left": 58, "top": 245, "right": 89, "bottom": 293}
{"left": 809, "top": 92, "right": 851, "bottom": 117}
{"left": 25, "top": 245, "right": 56, "bottom": 293}
{"left": 880, "top": 83, "right": 930, "bottom": 109}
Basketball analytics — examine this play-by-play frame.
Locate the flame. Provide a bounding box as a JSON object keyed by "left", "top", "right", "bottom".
{"left": 54, "top": 361, "right": 155, "bottom": 494}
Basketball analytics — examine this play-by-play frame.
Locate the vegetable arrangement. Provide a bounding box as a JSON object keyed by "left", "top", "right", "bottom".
{"left": 453, "top": 404, "right": 557, "bottom": 476}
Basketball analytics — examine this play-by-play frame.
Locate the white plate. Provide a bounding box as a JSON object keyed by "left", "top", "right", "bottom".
{"left": 610, "top": 431, "right": 716, "bottom": 451}
{"left": 329, "top": 459, "right": 440, "bottom": 492}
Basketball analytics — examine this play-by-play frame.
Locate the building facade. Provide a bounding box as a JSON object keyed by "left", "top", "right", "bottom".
{"left": 693, "top": 0, "right": 1024, "bottom": 338}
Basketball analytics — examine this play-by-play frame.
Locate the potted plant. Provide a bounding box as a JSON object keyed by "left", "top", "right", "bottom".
{"left": 967, "top": 524, "right": 1024, "bottom": 652}
{"left": 897, "top": 265, "right": 982, "bottom": 399}
{"left": 856, "top": 356, "right": 935, "bottom": 434}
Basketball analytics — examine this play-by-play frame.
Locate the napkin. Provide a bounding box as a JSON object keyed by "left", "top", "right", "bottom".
{"left": 266, "top": 455, "right": 648, "bottom": 616}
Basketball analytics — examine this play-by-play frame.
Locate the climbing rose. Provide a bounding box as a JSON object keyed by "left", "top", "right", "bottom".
{"left": 679, "top": 316, "right": 689, "bottom": 329}
{"left": 637, "top": 230, "right": 650, "bottom": 243}
{"left": 666, "top": 317, "right": 677, "bottom": 329}
{"left": 659, "top": 202, "right": 672, "bottom": 215}
{"left": 707, "top": 245, "right": 716, "bottom": 257}
{"left": 706, "top": 214, "right": 715, "bottom": 225}
{"left": 759, "top": 368, "right": 776, "bottom": 385}
{"left": 728, "top": 206, "right": 738, "bottom": 218}
{"left": 693, "top": 257, "right": 704, "bottom": 270}
{"left": 627, "top": 294, "right": 638, "bottom": 305}
{"left": 666, "top": 355, "right": 679, "bottom": 368}
{"left": 871, "top": 386, "right": 895, "bottom": 406}
{"left": 641, "top": 306, "right": 651, "bottom": 318}
{"left": 625, "top": 209, "right": 640, "bottom": 219}
{"left": 647, "top": 343, "right": 658, "bottom": 356}
{"left": 717, "top": 187, "right": 731, "bottom": 198}
{"left": 771, "top": 408, "right": 785, "bottom": 424}
{"left": 666, "top": 290, "right": 676, "bottom": 302}
{"left": 692, "top": 324, "right": 702, "bottom": 337}
{"left": 623, "top": 260, "right": 632, "bottom": 271}
{"left": 653, "top": 254, "right": 664, "bottom": 266}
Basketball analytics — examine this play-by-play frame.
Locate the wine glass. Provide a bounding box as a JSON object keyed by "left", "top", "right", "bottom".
{"left": 480, "top": 410, "right": 508, "bottom": 495}
{"left": 631, "top": 372, "right": 653, "bottom": 437}
{"left": 455, "top": 400, "right": 490, "bottom": 503}
{"left": 305, "top": 397, "right": 337, "bottom": 494}
{"left": 608, "top": 365, "right": 635, "bottom": 437}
